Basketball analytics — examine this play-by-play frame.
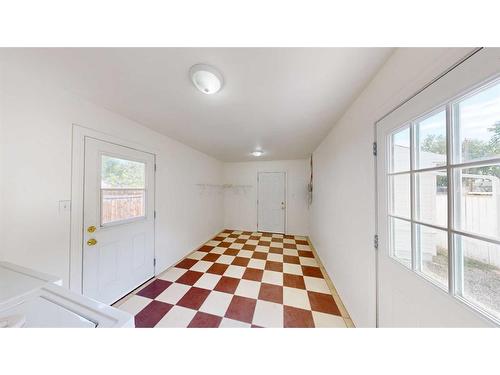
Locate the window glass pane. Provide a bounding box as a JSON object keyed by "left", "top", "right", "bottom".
{"left": 390, "top": 217, "right": 411, "bottom": 268}
{"left": 456, "top": 234, "right": 500, "bottom": 320}
{"left": 416, "top": 224, "right": 448, "bottom": 288}
{"left": 390, "top": 126, "right": 410, "bottom": 173}
{"left": 416, "top": 110, "right": 447, "bottom": 169}
{"left": 415, "top": 170, "right": 447, "bottom": 227}
{"left": 454, "top": 80, "right": 500, "bottom": 163}
{"left": 389, "top": 174, "right": 410, "bottom": 219}
{"left": 455, "top": 163, "right": 500, "bottom": 239}
{"left": 101, "top": 155, "right": 146, "bottom": 225}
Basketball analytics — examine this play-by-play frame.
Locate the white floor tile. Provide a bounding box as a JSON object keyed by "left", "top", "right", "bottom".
{"left": 246, "top": 240, "right": 259, "bottom": 245}
{"left": 262, "top": 270, "right": 283, "bottom": 286}
{"left": 235, "top": 279, "right": 261, "bottom": 299}
{"left": 116, "top": 295, "right": 151, "bottom": 315}
{"left": 224, "top": 265, "right": 246, "bottom": 278}
{"left": 283, "top": 287, "right": 311, "bottom": 310}
{"left": 217, "top": 255, "right": 235, "bottom": 264}
{"left": 267, "top": 253, "right": 283, "bottom": 262}
{"left": 283, "top": 238, "right": 295, "bottom": 244}
{"left": 238, "top": 250, "right": 253, "bottom": 258}
{"left": 157, "top": 267, "right": 187, "bottom": 282}
{"left": 156, "top": 283, "right": 191, "bottom": 304}
{"left": 255, "top": 246, "right": 269, "bottom": 253}
{"left": 199, "top": 291, "right": 233, "bottom": 316}
{"left": 211, "top": 247, "right": 226, "bottom": 254}
{"left": 156, "top": 306, "right": 197, "bottom": 327}
{"left": 229, "top": 242, "right": 244, "bottom": 249}
{"left": 303, "top": 276, "right": 330, "bottom": 293}
{"left": 283, "top": 249, "right": 299, "bottom": 256}
{"left": 190, "top": 260, "right": 212, "bottom": 273}
{"left": 270, "top": 242, "right": 284, "bottom": 248}
{"left": 194, "top": 273, "right": 222, "bottom": 290}
{"left": 248, "top": 259, "right": 266, "bottom": 270}
{"left": 252, "top": 300, "right": 283, "bottom": 327}
{"left": 299, "top": 257, "right": 318, "bottom": 267}
{"left": 187, "top": 251, "right": 206, "bottom": 260}
{"left": 283, "top": 263, "right": 302, "bottom": 275}
{"left": 312, "top": 311, "right": 346, "bottom": 328}
{"left": 297, "top": 244, "right": 311, "bottom": 251}
{"left": 206, "top": 240, "right": 220, "bottom": 246}
{"left": 219, "top": 318, "right": 252, "bottom": 328}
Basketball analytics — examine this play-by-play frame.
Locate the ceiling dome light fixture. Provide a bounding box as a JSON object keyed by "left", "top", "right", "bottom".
{"left": 251, "top": 150, "right": 264, "bottom": 157}
{"left": 189, "top": 63, "right": 223, "bottom": 95}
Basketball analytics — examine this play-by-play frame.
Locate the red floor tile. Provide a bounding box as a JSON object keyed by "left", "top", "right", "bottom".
{"left": 135, "top": 301, "right": 173, "bottom": 328}
{"left": 283, "top": 243, "right": 297, "bottom": 249}
{"left": 265, "top": 261, "right": 283, "bottom": 272}
{"left": 252, "top": 252, "right": 267, "bottom": 260}
{"left": 202, "top": 253, "right": 221, "bottom": 262}
{"left": 218, "top": 242, "right": 232, "bottom": 248}
{"left": 258, "top": 283, "right": 283, "bottom": 304}
{"left": 249, "top": 236, "right": 260, "bottom": 240}
{"left": 224, "top": 248, "right": 239, "bottom": 256}
{"left": 225, "top": 296, "right": 257, "bottom": 323}
{"left": 188, "top": 311, "right": 222, "bottom": 328}
{"left": 176, "top": 258, "right": 198, "bottom": 269}
{"left": 258, "top": 241, "right": 271, "bottom": 246}
{"left": 308, "top": 291, "right": 341, "bottom": 315}
{"left": 296, "top": 240, "right": 309, "bottom": 245}
{"left": 206, "top": 263, "right": 229, "bottom": 275}
{"left": 232, "top": 257, "right": 250, "bottom": 267}
{"left": 235, "top": 238, "right": 246, "bottom": 244}
{"left": 242, "top": 244, "right": 256, "bottom": 251}
{"left": 176, "top": 270, "right": 204, "bottom": 285}
{"left": 283, "top": 255, "right": 300, "bottom": 264}
{"left": 198, "top": 245, "right": 214, "bottom": 252}
{"left": 214, "top": 276, "right": 240, "bottom": 294}
{"left": 136, "top": 279, "right": 172, "bottom": 299}
{"left": 301, "top": 266, "right": 323, "bottom": 278}
{"left": 298, "top": 250, "right": 314, "bottom": 258}
{"left": 269, "top": 247, "right": 283, "bottom": 254}
{"left": 283, "top": 274, "right": 306, "bottom": 289}
{"left": 177, "top": 287, "right": 211, "bottom": 310}
{"left": 284, "top": 306, "right": 315, "bottom": 328}
{"left": 242, "top": 268, "right": 264, "bottom": 282}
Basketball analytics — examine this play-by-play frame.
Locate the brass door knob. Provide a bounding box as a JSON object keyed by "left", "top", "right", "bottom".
{"left": 87, "top": 225, "right": 96, "bottom": 233}
{"left": 87, "top": 238, "right": 97, "bottom": 246}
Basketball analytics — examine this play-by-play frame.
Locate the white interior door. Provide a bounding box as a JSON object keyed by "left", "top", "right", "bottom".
{"left": 376, "top": 48, "right": 500, "bottom": 327}
{"left": 83, "top": 137, "right": 155, "bottom": 304}
{"left": 258, "top": 172, "right": 286, "bottom": 233}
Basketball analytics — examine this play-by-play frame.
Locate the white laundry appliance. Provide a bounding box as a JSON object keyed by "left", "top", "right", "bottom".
{"left": 0, "top": 262, "right": 134, "bottom": 328}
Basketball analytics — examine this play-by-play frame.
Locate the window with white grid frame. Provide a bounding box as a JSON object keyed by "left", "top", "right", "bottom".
{"left": 387, "top": 76, "right": 500, "bottom": 323}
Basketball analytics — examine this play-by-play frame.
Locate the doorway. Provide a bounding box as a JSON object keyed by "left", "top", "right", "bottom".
{"left": 257, "top": 171, "right": 286, "bottom": 233}
{"left": 82, "top": 137, "right": 155, "bottom": 304}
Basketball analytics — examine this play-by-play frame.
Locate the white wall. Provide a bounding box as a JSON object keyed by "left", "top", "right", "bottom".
{"left": 223, "top": 160, "right": 309, "bottom": 236}
{"left": 0, "top": 64, "right": 224, "bottom": 287}
{"left": 310, "top": 48, "right": 478, "bottom": 327}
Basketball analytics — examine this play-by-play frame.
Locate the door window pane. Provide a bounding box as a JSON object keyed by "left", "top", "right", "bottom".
{"left": 390, "top": 126, "right": 410, "bottom": 173}
{"left": 454, "top": 163, "right": 500, "bottom": 239}
{"left": 416, "top": 224, "right": 448, "bottom": 288}
{"left": 389, "top": 174, "right": 410, "bottom": 219}
{"left": 390, "top": 217, "right": 411, "bottom": 268}
{"left": 416, "top": 110, "right": 447, "bottom": 169}
{"left": 454, "top": 80, "right": 500, "bottom": 163}
{"left": 101, "top": 155, "right": 146, "bottom": 225}
{"left": 415, "top": 170, "right": 447, "bottom": 227}
{"left": 456, "top": 234, "right": 500, "bottom": 320}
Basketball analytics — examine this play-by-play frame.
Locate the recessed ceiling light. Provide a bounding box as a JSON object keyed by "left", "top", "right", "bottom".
{"left": 251, "top": 150, "right": 264, "bottom": 157}
{"left": 189, "top": 64, "right": 223, "bottom": 95}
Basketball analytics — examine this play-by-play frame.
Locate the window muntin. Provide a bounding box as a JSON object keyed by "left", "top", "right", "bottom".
{"left": 100, "top": 155, "right": 146, "bottom": 226}
{"left": 386, "top": 76, "right": 500, "bottom": 324}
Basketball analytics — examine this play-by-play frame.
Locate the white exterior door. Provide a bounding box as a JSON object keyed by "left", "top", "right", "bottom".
{"left": 83, "top": 137, "right": 155, "bottom": 304}
{"left": 376, "top": 48, "right": 500, "bottom": 327}
{"left": 258, "top": 172, "right": 286, "bottom": 233}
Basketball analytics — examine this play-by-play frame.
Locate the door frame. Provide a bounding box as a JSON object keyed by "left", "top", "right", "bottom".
{"left": 373, "top": 48, "right": 483, "bottom": 327}
{"left": 256, "top": 171, "right": 287, "bottom": 234}
{"left": 69, "top": 124, "right": 156, "bottom": 294}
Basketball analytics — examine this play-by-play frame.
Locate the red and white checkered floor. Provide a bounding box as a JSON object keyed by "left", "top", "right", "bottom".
{"left": 115, "top": 230, "right": 348, "bottom": 328}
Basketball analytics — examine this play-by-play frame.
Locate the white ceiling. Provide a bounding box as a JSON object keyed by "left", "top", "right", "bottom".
{"left": 0, "top": 48, "right": 393, "bottom": 161}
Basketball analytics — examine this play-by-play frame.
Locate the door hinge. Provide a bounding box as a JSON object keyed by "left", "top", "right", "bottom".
{"left": 372, "top": 142, "right": 377, "bottom": 156}
{"left": 374, "top": 234, "right": 379, "bottom": 250}
{"left": 154, "top": 210, "right": 157, "bottom": 219}
{"left": 154, "top": 163, "right": 157, "bottom": 172}
{"left": 153, "top": 258, "right": 156, "bottom": 267}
